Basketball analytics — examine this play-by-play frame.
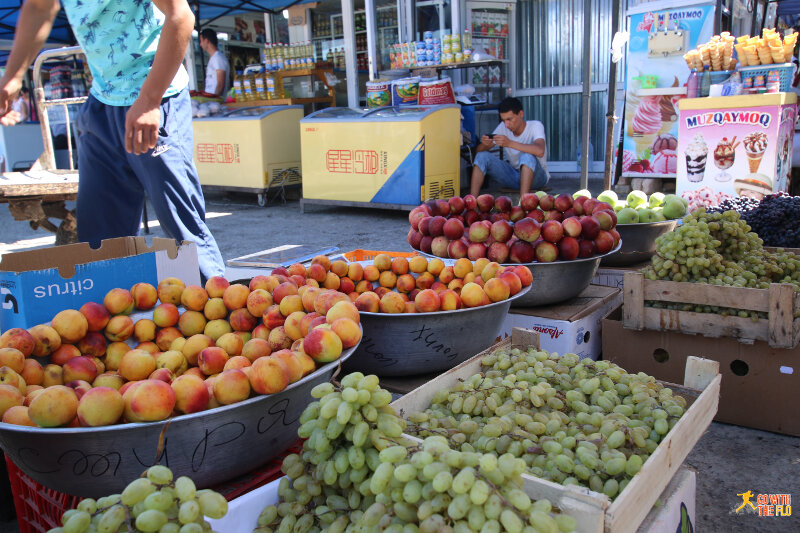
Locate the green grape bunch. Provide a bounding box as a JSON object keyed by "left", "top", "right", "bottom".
{"left": 642, "top": 209, "right": 800, "bottom": 319}
{"left": 47, "top": 465, "right": 228, "bottom": 533}
{"left": 403, "top": 346, "right": 687, "bottom": 501}
{"left": 255, "top": 372, "right": 578, "bottom": 533}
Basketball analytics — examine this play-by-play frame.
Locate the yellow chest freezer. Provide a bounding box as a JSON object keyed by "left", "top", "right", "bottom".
{"left": 192, "top": 105, "right": 303, "bottom": 205}
{"left": 299, "top": 105, "right": 461, "bottom": 209}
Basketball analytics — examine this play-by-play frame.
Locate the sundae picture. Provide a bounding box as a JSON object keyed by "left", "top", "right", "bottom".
{"left": 651, "top": 133, "right": 678, "bottom": 174}
{"left": 743, "top": 131, "right": 768, "bottom": 173}
{"left": 685, "top": 134, "right": 708, "bottom": 182}
{"left": 712, "top": 137, "right": 737, "bottom": 182}
{"left": 734, "top": 173, "right": 773, "bottom": 200}
{"left": 631, "top": 96, "right": 662, "bottom": 157}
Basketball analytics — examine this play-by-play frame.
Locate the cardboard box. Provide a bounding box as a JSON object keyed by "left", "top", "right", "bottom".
{"left": 603, "top": 308, "right": 800, "bottom": 436}
{"left": 592, "top": 261, "right": 650, "bottom": 289}
{"left": 639, "top": 467, "right": 696, "bottom": 533}
{"left": 0, "top": 237, "right": 199, "bottom": 331}
{"left": 499, "top": 285, "right": 622, "bottom": 360}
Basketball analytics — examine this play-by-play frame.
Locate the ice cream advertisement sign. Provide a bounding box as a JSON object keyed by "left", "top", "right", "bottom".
{"left": 676, "top": 94, "right": 797, "bottom": 202}
{"left": 622, "top": 3, "right": 715, "bottom": 178}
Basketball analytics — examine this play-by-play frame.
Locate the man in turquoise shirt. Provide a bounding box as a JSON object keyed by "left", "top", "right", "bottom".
{"left": 0, "top": 0, "right": 225, "bottom": 281}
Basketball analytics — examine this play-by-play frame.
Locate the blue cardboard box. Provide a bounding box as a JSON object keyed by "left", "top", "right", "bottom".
{"left": 0, "top": 237, "right": 199, "bottom": 331}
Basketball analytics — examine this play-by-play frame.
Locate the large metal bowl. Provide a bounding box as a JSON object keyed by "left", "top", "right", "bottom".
{"left": 0, "top": 346, "right": 356, "bottom": 498}
{"left": 600, "top": 220, "right": 677, "bottom": 267}
{"left": 345, "top": 285, "right": 530, "bottom": 377}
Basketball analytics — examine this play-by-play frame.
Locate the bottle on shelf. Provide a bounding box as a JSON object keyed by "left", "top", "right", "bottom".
{"left": 700, "top": 69, "right": 711, "bottom": 97}
{"left": 686, "top": 69, "right": 699, "bottom": 98}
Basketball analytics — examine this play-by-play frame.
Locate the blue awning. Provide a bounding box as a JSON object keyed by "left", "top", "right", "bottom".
{"left": 777, "top": 0, "right": 800, "bottom": 16}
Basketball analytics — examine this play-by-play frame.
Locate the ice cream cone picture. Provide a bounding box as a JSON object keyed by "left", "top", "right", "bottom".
{"left": 631, "top": 96, "right": 662, "bottom": 158}
{"left": 743, "top": 131, "right": 767, "bottom": 173}
{"left": 685, "top": 134, "right": 708, "bottom": 182}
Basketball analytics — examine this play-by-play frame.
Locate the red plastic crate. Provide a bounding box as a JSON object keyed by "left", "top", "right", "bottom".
{"left": 5, "top": 440, "right": 303, "bottom": 531}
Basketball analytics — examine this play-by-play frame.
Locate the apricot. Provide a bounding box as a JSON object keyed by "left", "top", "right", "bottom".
{"left": 133, "top": 319, "right": 158, "bottom": 343}
{"left": 205, "top": 276, "right": 230, "bottom": 298}
{"left": 213, "top": 369, "right": 251, "bottom": 405}
{"left": 271, "top": 350, "right": 304, "bottom": 383}
{"left": 28, "top": 385, "right": 78, "bottom": 427}
{"left": 2, "top": 405, "right": 36, "bottom": 426}
{"left": 171, "top": 374, "right": 210, "bottom": 414}
{"left": 123, "top": 379, "right": 176, "bottom": 423}
{"left": 414, "top": 289, "right": 441, "bottom": 313}
{"left": 156, "top": 277, "right": 186, "bottom": 306}
{"left": 104, "top": 315, "right": 135, "bottom": 342}
{"left": 153, "top": 303, "right": 180, "bottom": 328}
{"left": 77, "top": 387, "right": 124, "bottom": 427}
{"left": 130, "top": 282, "right": 158, "bottom": 310}
{"left": 79, "top": 302, "right": 110, "bottom": 332}
{"left": 330, "top": 318, "right": 362, "bottom": 349}
{"left": 354, "top": 292, "right": 380, "bottom": 313}
{"left": 204, "top": 319, "right": 232, "bottom": 341}
{"left": 326, "top": 301, "right": 360, "bottom": 324}
{"left": 0, "top": 348, "right": 25, "bottom": 373}
{"left": 198, "top": 347, "right": 229, "bottom": 375}
{"left": 248, "top": 356, "right": 290, "bottom": 395}
{"left": 28, "top": 324, "right": 62, "bottom": 357}
{"left": 51, "top": 310, "right": 89, "bottom": 344}
{"left": 103, "top": 288, "right": 134, "bottom": 315}
{"left": 0, "top": 383, "right": 24, "bottom": 418}
{"left": 180, "top": 285, "right": 209, "bottom": 312}
{"left": 303, "top": 327, "right": 343, "bottom": 363}
{"left": 223, "top": 284, "right": 250, "bottom": 310}
{"left": 379, "top": 292, "right": 405, "bottom": 314}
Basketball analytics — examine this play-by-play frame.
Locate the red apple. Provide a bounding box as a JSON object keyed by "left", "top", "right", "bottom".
{"left": 578, "top": 239, "right": 596, "bottom": 258}
{"left": 443, "top": 218, "right": 465, "bottom": 240}
{"left": 558, "top": 237, "right": 580, "bottom": 261}
{"left": 509, "top": 241, "right": 535, "bottom": 263}
{"left": 594, "top": 202, "right": 613, "bottom": 214}
{"left": 420, "top": 236, "right": 433, "bottom": 254}
{"left": 594, "top": 210, "right": 617, "bottom": 231}
{"left": 487, "top": 242, "right": 510, "bottom": 264}
{"left": 431, "top": 236, "right": 451, "bottom": 258}
{"left": 468, "top": 221, "right": 490, "bottom": 243}
{"left": 513, "top": 217, "right": 541, "bottom": 242}
{"left": 467, "top": 242, "right": 488, "bottom": 260}
{"left": 408, "top": 229, "right": 423, "bottom": 249}
{"left": 435, "top": 199, "right": 451, "bottom": 217}
{"left": 419, "top": 216, "right": 433, "bottom": 236}
{"left": 539, "top": 194, "right": 555, "bottom": 211}
{"left": 535, "top": 241, "right": 559, "bottom": 262}
{"left": 429, "top": 216, "right": 447, "bottom": 237}
{"left": 425, "top": 200, "right": 440, "bottom": 216}
{"left": 409, "top": 207, "right": 428, "bottom": 230}
{"left": 562, "top": 217, "right": 582, "bottom": 238}
{"left": 520, "top": 193, "right": 539, "bottom": 211}
{"left": 594, "top": 231, "right": 615, "bottom": 254}
{"left": 541, "top": 220, "right": 564, "bottom": 243}
{"left": 544, "top": 210, "right": 563, "bottom": 222}
{"left": 610, "top": 228, "right": 621, "bottom": 247}
{"left": 526, "top": 209, "right": 545, "bottom": 223}
{"left": 562, "top": 208, "right": 577, "bottom": 219}
{"left": 476, "top": 194, "right": 495, "bottom": 213}
{"left": 494, "top": 195, "right": 513, "bottom": 213}
{"left": 464, "top": 194, "right": 477, "bottom": 210}
{"left": 449, "top": 196, "right": 466, "bottom": 214}
{"left": 573, "top": 196, "right": 587, "bottom": 215}
{"left": 583, "top": 198, "right": 598, "bottom": 215}
{"left": 510, "top": 206, "right": 525, "bottom": 222}
{"left": 464, "top": 210, "right": 480, "bottom": 226}
{"left": 580, "top": 216, "right": 601, "bottom": 239}
{"left": 491, "top": 220, "right": 514, "bottom": 243}
{"left": 554, "top": 194, "right": 573, "bottom": 212}
{"left": 448, "top": 239, "right": 469, "bottom": 259}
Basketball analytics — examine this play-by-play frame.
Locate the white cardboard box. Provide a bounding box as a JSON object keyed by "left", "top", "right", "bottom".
{"left": 591, "top": 262, "right": 650, "bottom": 290}
{"left": 499, "top": 285, "right": 622, "bottom": 360}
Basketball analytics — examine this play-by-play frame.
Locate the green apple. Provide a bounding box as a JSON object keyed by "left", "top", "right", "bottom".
{"left": 597, "top": 190, "right": 618, "bottom": 205}
{"left": 654, "top": 211, "right": 667, "bottom": 221}
{"left": 637, "top": 208, "right": 658, "bottom": 223}
{"left": 648, "top": 192, "right": 665, "bottom": 208}
{"left": 617, "top": 207, "right": 639, "bottom": 224}
{"left": 626, "top": 190, "right": 648, "bottom": 209}
{"left": 681, "top": 196, "right": 689, "bottom": 208}
{"left": 536, "top": 191, "right": 547, "bottom": 198}
{"left": 662, "top": 194, "right": 687, "bottom": 219}
{"left": 614, "top": 200, "right": 627, "bottom": 213}
{"left": 572, "top": 189, "right": 592, "bottom": 199}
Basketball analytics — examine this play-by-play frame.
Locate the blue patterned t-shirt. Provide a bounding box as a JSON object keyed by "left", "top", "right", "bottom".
{"left": 61, "top": 0, "right": 189, "bottom": 106}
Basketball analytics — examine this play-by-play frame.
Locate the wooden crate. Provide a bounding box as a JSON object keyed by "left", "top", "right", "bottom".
{"left": 623, "top": 271, "right": 800, "bottom": 349}
{"left": 391, "top": 328, "right": 721, "bottom": 533}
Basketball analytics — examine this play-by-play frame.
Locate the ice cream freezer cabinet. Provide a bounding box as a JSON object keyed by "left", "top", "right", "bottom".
{"left": 299, "top": 105, "right": 461, "bottom": 211}
{"left": 192, "top": 105, "right": 304, "bottom": 206}
{"left": 677, "top": 93, "right": 797, "bottom": 201}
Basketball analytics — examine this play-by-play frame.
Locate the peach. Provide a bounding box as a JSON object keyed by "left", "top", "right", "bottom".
{"left": 414, "top": 289, "right": 441, "bottom": 313}
{"left": 447, "top": 279, "right": 464, "bottom": 293}
{"left": 348, "top": 263, "right": 364, "bottom": 282}
{"left": 252, "top": 275, "right": 281, "bottom": 293}
{"left": 79, "top": 301, "right": 110, "bottom": 332}
{"left": 0, "top": 366, "right": 25, "bottom": 395}
{"left": 298, "top": 313, "right": 321, "bottom": 337}
{"left": 25, "top": 387, "right": 44, "bottom": 406}
{"left": 213, "top": 369, "right": 251, "bottom": 405}
{"left": 248, "top": 356, "right": 290, "bottom": 395}
{"left": 499, "top": 271, "right": 523, "bottom": 296}
{"left": 372, "top": 254, "right": 391, "bottom": 272}
{"left": 330, "top": 318, "right": 361, "bottom": 349}
{"left": 294, "top": 351, "right": 316, "bottom": 376}
{"left": 182, "top": 334, "right": 215, "bottom": 365}
{"left": 0, "top": 384, "right": 24, "bottom": 418}
{"left": 311, "top": 255, "right": 332, "bottom": 272}
{"left": 408, "top": 256, "right": 428, "bottom": 273}
{"left": 303, "top": 327, "right": 343, "bottom": 363}
{"left": 119, "top": 349, "right": 157, "bottom": 381}
{"left": 307, "top": 263, "right": 327, "bottom": 283}
{"left": 104, "top": 288, "right": 134, "bottom": 315}
{"left": 326, "top": 300, "right": 360, "bottom": 324}
{"left": 156, "top": 277, "right": 186, "bottom": 306}
{"left": 198, "top": 347, "right": 229, "bottom": 375}
{"left": 268, "top": 326, "right": 293, "bottom": 352}
{"left": 123, "top": 379, "right": 176, "bottom": 423}
{"left": 205, "top": 276, "right": 230, "bottom": 298}
{"left": 453, "top": 258, "right": 473, "bottom": 279}
{"left": 363, "top": 265, "right": 380, "bottom": 282}
{"left": 427, "top": 258, "right": 445, "bottom": 277}
{"left": 513, "top": 266, "right": 533, "bottom": 287}
{"left": 278, "top": 295, "right": 303, "bottom": 318}
{"left": 355, "top": 280, "right": 373, "bottom": 294}
{"left": 301, "top": 287, "right": 321, "bottom": 312}
{"left": 177, "top": 310, "right": 207, "bottom": 337}
{"left": 20, "top": 359, "right": 43, "bottom": 386}
{"left": 379, "top": 292, "right": 405, "bottom": 314}
{"left": 170, "top": 336, "right": 186, "bottom": 352}
{"left": 204, "top": 319, "right": 232, "bottom": 342}
{"left": 287, "top": 263, "right": 307, "bottom": 278}
{"left": 246, "top": 289, "right": 273, "bottom": 318}
{"left": 483, "top": 277, "right": 510, "bottom": 303}
{"left": 181, "top": 285, "right": 209, "bottom": 312}
{"left": 153, "top": 303, "right": 180, "bottom": 328}
{"left": 99, "top": 343, "right": 125, "bottom": 371}
{"left": 284, "top": 311, "right": 307, "bottom": 341}
{"left": 271, "top": 350, "right": 304, "bottom": 383}
{"left": 439, "top": 289, "right": 462, "bottom": 311}
{"left": 481, "top": 262, "right": 501, "bottom": 281}
{"left": 171, "top": 374, "right": 209, "bottom": 414}
{"left": 391, "top": 257, "right": 410, "bottom": 276}
{"left": 463, "top": 272, "right": 477, "bottom": 284}
{"left": 65, "top": 379, "right": 92, "bottom": 400}
{"left": 130, "top": 319, "right": 156, "bottom": 344}
{"left": 431, "top": 282, "right": 448, "bottom": 293}
{"left": 91, "top": 357, "right": 106, "bottom": 375}
{"left": 155, "top": 326, "right": 183, "bottom": 352}
{"left": 354, "top": 292, "right": 380, "bottom": 313}
{"left": 118, "top": 380, "right": 140, "bottom": 396}
{"left": 338, "top": 277, "right": 356, "bottom": 294}
{"left": 77, "top": 387, "right": 124, "bottom": 427}
{"left": 326, "top": 260, "right": 346, "bottom": 278}
{"left": 149, "top": 368, "right": 175, "bottom": 384}
{"left": 50, "top": 345, "right": 79, "bottom": 367}
{"left": 461, "top": 282, "right": 489, "bottom": 308}
{"left": 241, "top": 338, "right": 272, "bottom": 362}
{"left": 28, "top": 324, "right": 62, "bottom": 357}
{"left": 0, "top": 348, "right": 24, "bottom": 373}
{"left": 251, "top": 324, "right": 270, "bottom": 341}
{"left": 262, "top": 305, "right": 286, "bottom": 330}
{"left": 104, "top": 315, "right": 134, "bottom": 342}
{"left": 28, "top": 385, "right": 78, "bottom": 427}
{"left": 41, "top": 364, "right": 63, "bottom": 387}
{"left": 378, "top": 271, "right": 397, "bottom": 289}
{"left": 416, "top": 272, "right": 435, "bottom": 290}
{"left": 156, "top": 350, "right": 188, "bottom": 375}
{"left": 224, "top": 355, "right": 251, "bottom": 370}
{"left": 220, "top": 284, "right": 248, "bottom": 312}
{"left": 2, "top": 405, "right": 36, "bottom": 426}
{"left": 51, "top": 310, "right": 89, "bottom": 344}
{"left": 203, "top": 297, "right": 228, "bottom": 320}
{"left": 130, "top": 282, "right": 158, "bottom": 310}
{"left": 322, "top": 272, "right": 340, "bottom": 291}
{"left": 472, "top": 258, "right": 490, "bottom": 276}
{"left": 183, "top": 367, "right": 205, "bottom": 380}
{"left": 63, "top": 356, "right": 98, "bottom": 383}
{"left": 214, "top": 332, "right": 243, "bottom": 357}
{"left": 439, "top": 266, "right": 456, "bottom": 284}
{"left": 314, "top": 290, "right": 349, "bottom": 316}
{"left": 93, "top": 372, "right": 124, "bottom": 390}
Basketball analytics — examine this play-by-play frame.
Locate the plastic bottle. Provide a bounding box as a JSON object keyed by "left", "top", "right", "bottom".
{"left": 463, "top": 28, "right": 472, "bottom": 50}
{"left": 233, "top": 70, "right": 244, "bottom": 102}
{"left": 700, "top": 70, "right": 711, "bottom": 98}
{"left": 686, "top": 69, "right": 699, "bottom": 98}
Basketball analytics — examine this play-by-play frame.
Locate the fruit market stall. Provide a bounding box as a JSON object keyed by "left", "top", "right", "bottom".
{"left": 299, "top": 105, "right": 461, "bottom": 212}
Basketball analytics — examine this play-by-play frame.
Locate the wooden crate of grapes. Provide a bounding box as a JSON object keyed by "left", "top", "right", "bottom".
{"left": 623, "top": 271, "right": 800, "bottom": 349}
{"left": 390, "top": 328, "right": 721, "bottom": 533}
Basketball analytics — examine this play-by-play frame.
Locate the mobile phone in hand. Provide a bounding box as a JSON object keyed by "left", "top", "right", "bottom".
{"left": 485, "top": 133, "right": 495, "bottom": 139}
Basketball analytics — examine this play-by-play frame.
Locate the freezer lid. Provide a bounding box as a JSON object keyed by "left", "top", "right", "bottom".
{"left": 301, "top": 107, "right": 367, "bottom": 121}
{"left": 361, "top": 105, "right": 460, "bottom": 121}
{"left": 221, "top": 105, "right": 304, "bottom": 119}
